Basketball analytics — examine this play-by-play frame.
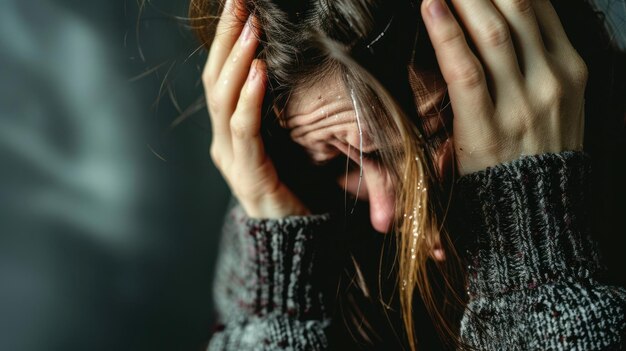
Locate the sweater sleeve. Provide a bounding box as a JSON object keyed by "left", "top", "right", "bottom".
{"left": 454, "top": 151, "right": 626, "bottom": 350}
{"left": 208, "top": 203, "right": 335, "bottom": 350}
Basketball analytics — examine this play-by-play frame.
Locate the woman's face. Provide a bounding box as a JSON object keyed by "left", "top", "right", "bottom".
{"left": 282, "top": 74, "right": 450, "bottom": 233}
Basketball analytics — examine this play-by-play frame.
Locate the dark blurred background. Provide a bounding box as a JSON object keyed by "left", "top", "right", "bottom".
{"left": 0, "top": 1, "right": 624, "bottom": 351}
{"left": 0, "top": 0, "right": 228, "bottom": 350}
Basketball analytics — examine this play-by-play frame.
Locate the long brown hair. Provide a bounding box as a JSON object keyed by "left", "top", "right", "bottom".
{"left": 189, "top": 0, "right": 625, "bottom": 349}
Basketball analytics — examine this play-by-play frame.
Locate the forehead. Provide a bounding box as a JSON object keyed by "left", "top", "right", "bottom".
{"left": 281, "top": 76, "right": 377, "bottom": 162}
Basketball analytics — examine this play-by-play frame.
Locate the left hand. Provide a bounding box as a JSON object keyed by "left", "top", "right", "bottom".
{"left": 421, "top": 0, "right": 587, "bottom": 175}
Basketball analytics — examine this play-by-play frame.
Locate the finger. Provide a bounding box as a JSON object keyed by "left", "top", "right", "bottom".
{"left": 450, "top": 0, "right": 524, "bottom": 89}
{"left": 215, "top": 16, "right": 261, "bottom": 120}
{"left": 206, "top": 15, "right": 259, "bottom": 161}
{"left": 205, "top": 0, "right": 247, "bottom": 87}
{"left": 531, "top": 0, "right": 574, "bottom": 55}
{"left": 488, "top": 0, "right": 547, "bottom": 75}
{"left": 231, "top": 60, "right": 268, "bottom": 168}
{"left": 421, "top": 0, "right": 494, "bottom": 120}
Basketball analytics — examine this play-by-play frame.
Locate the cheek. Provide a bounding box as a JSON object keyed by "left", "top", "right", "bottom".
{"left": 337, "top": 168, "right": 369, "bottom": 200}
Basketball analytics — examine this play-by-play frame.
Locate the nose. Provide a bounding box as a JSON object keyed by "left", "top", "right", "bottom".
{"left": 363, "top": 160, "right": 395, "bottom": 233}
{"left": 339, "top": 157, "right": 395, "bottom": 233}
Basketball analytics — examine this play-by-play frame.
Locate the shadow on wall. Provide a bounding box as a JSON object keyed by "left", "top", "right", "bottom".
{"left": 0, "top": 0, "right": 228, "bottom": 350}
{"left": 589, "top": 0, "right": 626, "bottom": 51}
{"left": 1, "top": 0, "right": 624, "bottom": 350}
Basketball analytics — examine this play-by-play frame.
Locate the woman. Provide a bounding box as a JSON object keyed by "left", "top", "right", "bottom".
{"left": 192, "top": 0, "right": 626, "bottom": 349}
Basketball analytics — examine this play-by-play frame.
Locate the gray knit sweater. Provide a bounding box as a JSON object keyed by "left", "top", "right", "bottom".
{"left": 208, "top": 151, "right": 626, "bottom": 350}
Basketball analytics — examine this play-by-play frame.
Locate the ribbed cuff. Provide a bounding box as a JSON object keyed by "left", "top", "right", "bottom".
{"left": 453, "top": 151, "right": 603, "bottom": 298}
{"left": 235, "top": 210, "right": 335, "bottom": 320}
{"left": 208, "top": 316, "right": 330, "bottom": 350}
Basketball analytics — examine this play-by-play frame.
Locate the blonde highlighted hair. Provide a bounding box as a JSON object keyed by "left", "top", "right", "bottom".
{"left": 189, "top": 0, "right": 467, "bottom": 349}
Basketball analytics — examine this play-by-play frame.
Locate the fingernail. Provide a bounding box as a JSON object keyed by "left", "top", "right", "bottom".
{"left": 428, "top": 0, "right": 448, "bottom": 19}
{"left": 224, "top": 0, "right": 233, "bottom": 11}
{"left": 242, "top": 16, "right": 253, "bottom": 41}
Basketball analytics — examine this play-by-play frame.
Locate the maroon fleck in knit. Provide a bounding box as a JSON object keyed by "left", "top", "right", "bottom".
{"left": 208, "top": 151, "right": 626, "bottom": 350}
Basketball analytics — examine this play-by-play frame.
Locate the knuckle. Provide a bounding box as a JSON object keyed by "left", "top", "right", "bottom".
{"left": 230, "top": 115, "right": 254, "bottom": 139}
{"left": 207, "top": 94, "right": 222, "bottom": 116}
{"left": 516, "top": 106, "right": 536, "bottom": 126}
{"left": 480, "top": 20, "right": 511, "bottom": 48}
{"left": 510, "top": 0, "right": 532, "bottom": 14}
{"left": 541, "top": 74, "right": 565, "bottom": 102}
{"left": 568, "top": 53, "right": 588, "bottom": 87}
{"left": 504, "top": 118, "right": 528, "bottom": 138}
{"left": 202, "top": 66, "right": 214, "bottom": 88}
{"left": 450, "top": 62, "right": 484, "bottom": 89}
{"left": 209, "top": 144, "right": 222, "bottom": 167}
{"left": 437, "top": 27, "right": 465, "bottom": 50}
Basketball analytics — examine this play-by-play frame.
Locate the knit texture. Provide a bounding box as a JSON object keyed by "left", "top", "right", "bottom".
{"left": 455, "top": 151, "right": 626, "bottom": 350}
{"left": 208, "top": 205, "right": 334, "bottom": 350}
{"left": 208, "top": 151, "right": 626, "bottom": 350}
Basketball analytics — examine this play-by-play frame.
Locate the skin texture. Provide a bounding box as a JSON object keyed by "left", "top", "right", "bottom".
{"left": 283, "top": 78, "right": 399, "bottom": 233}
{"left": 282, "top": 76, "right": 453, "bottom": 233}
{"left": 203, "top": 0, "right": 587, "bottom": 233}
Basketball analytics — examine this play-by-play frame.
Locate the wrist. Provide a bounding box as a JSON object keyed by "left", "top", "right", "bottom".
{"left": 452, "top": 151, "right": 600, "bottom": 298}
{"left": 236, "top": 210, "right": 336, "bottom": 319}
{"left": 241, "top": 187, "right": 311, "bottom": 219}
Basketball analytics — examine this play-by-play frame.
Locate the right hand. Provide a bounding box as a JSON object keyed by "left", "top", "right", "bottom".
{"left": 420, "top": 0, "right": 587, "bottom": 176}
{"left": 203, "top": 0, "right": 309, "bottom": 218}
